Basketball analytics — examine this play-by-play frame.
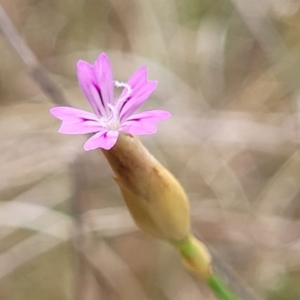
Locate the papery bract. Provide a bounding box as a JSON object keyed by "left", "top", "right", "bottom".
{"left": 50, "top": 53, "right": 170, "bottom": 150}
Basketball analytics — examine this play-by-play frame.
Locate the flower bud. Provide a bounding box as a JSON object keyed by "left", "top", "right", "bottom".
{"left": 101, "top": 132, "right": 190, "bottom": 242}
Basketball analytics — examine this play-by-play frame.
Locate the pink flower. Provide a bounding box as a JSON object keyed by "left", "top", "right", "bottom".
{"left": 50, "top": 53, "right": 170, "bottom": 150}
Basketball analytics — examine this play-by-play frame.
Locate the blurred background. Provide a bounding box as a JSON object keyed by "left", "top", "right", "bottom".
{"left": 1, "top": 0, "right": 300, "bottom": 299}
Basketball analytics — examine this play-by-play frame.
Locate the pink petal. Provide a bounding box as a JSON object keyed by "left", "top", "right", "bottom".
{"left": 77, "top": 60, "right": 108, "bottom": 117}
{"left": 59, "top": 120, "right": 105, "bottom": 134}
{"left": 121, "top": 121, "right": 157, "bottom": 135}
{"left": 119, "top": 67, "right": 147, "bottom": 99}
{"left": 50, "top": 106, "right": 105, "bottom": 134}
{"left": 120, "top": 81, "right": 157, "bottom": 121}
{"left": 84, "top": 130, "right": 119, "bottom": 151}
{"left": 120, "top": 110, "right": 170, "bottom": 135}
{"left": 126, "top": 110, "right": 171, "bottom": 122}
{"left": 94, "top": 53, "right": 114, "bottom": 105}
{"left": 50, "top": 107, "right": 99, "bottom": 121}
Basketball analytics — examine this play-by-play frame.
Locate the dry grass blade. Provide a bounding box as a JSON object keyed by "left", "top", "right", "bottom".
{"left": 0, "top": 4, "right": 69, "bottom": 106}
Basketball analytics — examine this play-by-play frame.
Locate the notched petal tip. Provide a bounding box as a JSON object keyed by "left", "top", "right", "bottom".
{"left": 76, "top": 60, "right": 93, "bottom": 72}
{"left": 157, "top": 110, "right": 171, "bottom": 119}
{"left": 131, "top": 67, "right": 157, "bottom": 86}
{"left": 49, "top": 106, "right": 64, "bottom": 116}
{"left": 147, "top": 80, "right": 158, "bottom": 90}
{"left": 94, "top": 52, "right": 112, "bottom": 73}
{"left": 96, "top": 52, "right": 109, "bottom": 61}
{"left": 83, "top": 130, "right": 119, "bottom": 151}
{"left": 50, "top": 106, "right": 74, "bottom": 120}
{"left": 134, "top": 66, "right": 148, "bottom": 78}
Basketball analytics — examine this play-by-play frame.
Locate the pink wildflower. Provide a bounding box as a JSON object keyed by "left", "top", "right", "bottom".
{"left": 50, "top": 53, "right": 170, "bottom": 150}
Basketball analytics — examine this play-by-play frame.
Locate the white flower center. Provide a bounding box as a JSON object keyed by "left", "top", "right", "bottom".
{"left": 104, "top": 81, "right": 132, "bottom": 130}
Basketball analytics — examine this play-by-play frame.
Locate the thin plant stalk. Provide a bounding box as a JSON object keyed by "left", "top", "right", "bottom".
{"left": 207, "top": 274, "right": 240, "bottom": 300}
{"left": 174, "top": 236, "right": 240, "bottom": 300}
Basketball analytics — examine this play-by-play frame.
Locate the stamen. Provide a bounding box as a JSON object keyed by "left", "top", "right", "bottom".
{"left": 106, "top": 103, "right": 120, "bottom": 130}
{"left": 111, "top": 80, "right": 132, "bottom": 121}
{"left": 114, "top": 81, "right": 132, "bottom": 101}
{"left": 107, "top": 103, "right": 115, "bottom": 114}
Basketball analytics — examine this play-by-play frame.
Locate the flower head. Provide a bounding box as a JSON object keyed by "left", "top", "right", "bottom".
{"left": 50, "top": 53, "right": 170, "bottom": 150}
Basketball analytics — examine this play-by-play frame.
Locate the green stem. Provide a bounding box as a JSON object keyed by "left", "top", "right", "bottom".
{"left": 207, "top": 274, "right": 240, "bottom": 300}
{"left": 173, "top": 236, "right": 241, "bottom": 299}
